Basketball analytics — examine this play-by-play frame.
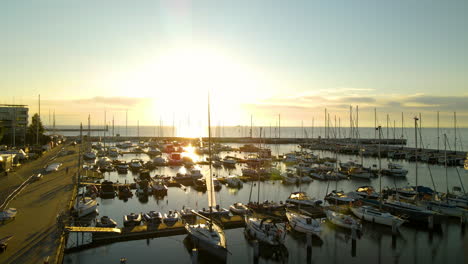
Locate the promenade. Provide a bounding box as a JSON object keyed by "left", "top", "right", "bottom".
{"left": 0, "top": 144, "right": 79, "bottom": 264}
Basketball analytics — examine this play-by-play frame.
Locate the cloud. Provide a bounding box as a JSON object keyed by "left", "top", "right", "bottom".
{"left": 72, "top": 96, "right": 150, "bottom": 106}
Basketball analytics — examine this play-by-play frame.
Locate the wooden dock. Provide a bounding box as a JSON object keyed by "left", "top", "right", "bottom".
{"left": 64, "top": 215, "right": 245, "bottom": 253}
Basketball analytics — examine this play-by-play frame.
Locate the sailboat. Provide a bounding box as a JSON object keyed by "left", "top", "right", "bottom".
{"left": 285, "top": 144, "right": 323, "bottom": 236}
{"left": 184, "top": 94, "right": 228, "bottom": 261}
{"left": 420, "top": 134, "right": 468, "bottom": 218}
{"left": 75, "top": 123, "right": 98, "bottom": 217}
{"left": 351, "top": 126, "right": 405, "bottom": 227}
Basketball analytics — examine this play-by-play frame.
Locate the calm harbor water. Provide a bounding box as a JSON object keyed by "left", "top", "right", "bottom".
{"left": 54, "top": 126, "right": 468, "bottom": 152}
{"left": 64, "top": 144, "right": 468, "bottom": 263}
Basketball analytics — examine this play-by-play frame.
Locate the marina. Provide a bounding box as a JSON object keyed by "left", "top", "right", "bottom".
{"left": 2, "top": 1, "right": 468, "bottom": 263}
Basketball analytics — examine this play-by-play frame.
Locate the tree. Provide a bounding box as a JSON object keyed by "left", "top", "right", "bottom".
{"left": 27, "top": 113, "right": 47, "bottom": 145}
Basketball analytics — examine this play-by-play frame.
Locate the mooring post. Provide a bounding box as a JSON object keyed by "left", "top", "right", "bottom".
{"left": 461, "top": 215, "right": 466, "bottom": 234}
{"left": 428, "top": 215, "right": 434, "bottom": 230}
{"left": 306, "top": 232, "right": 312, "bottom": 263}
{"left": 253, "top": 240, "right": 259, "bottom": 264}
{"left": 391, "top": 219, "right": 397, "bottom": 249}
{"left": 191, "top": 248, "right": 198, "bottom": 264}
{"left": 351, "top": 225, "right": 357, "bottom": 257}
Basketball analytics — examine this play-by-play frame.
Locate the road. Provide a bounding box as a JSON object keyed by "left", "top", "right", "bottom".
{"left": 0, "top": 143, "right": 79, "bottom": 264}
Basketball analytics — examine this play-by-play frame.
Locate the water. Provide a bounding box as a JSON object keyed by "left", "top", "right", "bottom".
{"left": 64, "top": 144, "right": 468, "bottom": 263}
{"left": 53, "top": 126, "right": 468, "bottom": 152}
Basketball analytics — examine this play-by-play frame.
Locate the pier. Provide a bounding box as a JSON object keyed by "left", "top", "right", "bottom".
{"left": 64, "top": 216, "right": 245, "bottom": 253}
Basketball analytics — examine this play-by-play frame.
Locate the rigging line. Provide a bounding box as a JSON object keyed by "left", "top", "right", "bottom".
{"left": 443, "top": 130, "right": 466, "bottom": 193}
{"left": 417, "top": 120, "right": 437, "bottom": 195}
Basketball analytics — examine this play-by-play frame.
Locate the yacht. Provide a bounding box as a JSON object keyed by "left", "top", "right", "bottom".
{"left": 74, "top": 196, "right": 98, "bottom": 217}
{"left": 226, "top": 176, "right": 243, "bottom": 188}
{"left": 286, "top": 211, "right": 321, "bottom": 237}
{"left": 350, "top": 205, "right": 405, "bottom": 227}
{"left": 286, "top": 192, "right": 322, "bottom": 207}
{"left": 326, "top": 210, "right": 362, "bottom": 231}
{"left": 229, "top": 202, "right": 250, "bottom": 215}
{"left": 245, "top": 216, "right": 286, "bottom": 246}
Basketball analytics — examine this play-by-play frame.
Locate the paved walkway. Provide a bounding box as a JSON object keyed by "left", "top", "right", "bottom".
{"left": 0, "top": 144, "right": 79, "bottom": 264}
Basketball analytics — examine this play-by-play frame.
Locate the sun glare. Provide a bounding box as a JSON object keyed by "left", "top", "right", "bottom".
{"left": 118, "top": 46, "right": 268, "bottom": 136}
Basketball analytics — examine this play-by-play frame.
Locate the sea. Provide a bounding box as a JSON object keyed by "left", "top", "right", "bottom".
{"left": 53, "top": 126, "right": 468, "bottom": 152}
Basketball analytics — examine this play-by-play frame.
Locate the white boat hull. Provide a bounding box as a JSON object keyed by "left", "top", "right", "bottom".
{"left": 286, "top": 211, "right": 321, "bottom": 237}
{"left": 350, "top": 207, "right": 404, "bottom": 227}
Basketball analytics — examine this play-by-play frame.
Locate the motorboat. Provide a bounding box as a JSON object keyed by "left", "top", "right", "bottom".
{"left": 193, "top": 179, "right": 208, "bottom": 192}
{"left": 382, "top": 163, "right": 408, "bottom": 177}
{"left": 198, "top": 207, "right": 230, "bottom": 217}
{"left": 213, "top": 179, "right": 222, "bottom": 191}
{"left": 153, "top": 156, "right": 167, "bottom": 166}
{"left": 83, "top": 151, "right": 97, "bottom": 160}
{"left": 226, "top": 175, "right": 243, "bottom": 188}
{"left": 123, "top": 213, "right": 142, "bottom": 227}
{"left": 244, "top": 216, "right": 286, "bottom": 246}
{"left": 188, "top": 169, "right": 203, "bottom": 180}
{"left": 286, "top": 211, "right": 322, "bottom": 237}
{"left": 118, "top": 185, "right": 133, "bottom": 199}
{"left": 74, "top": 196, "right": 98, "bottom": 217}
{"left": 143, "top": 211, "right": 163, "bottom": 225}
{"left": 222, "top": 158, "right": 237, "bottom": 168}
{"left": 299, "top": 175, "right": 313, "bottom": 183}
{"left": 326, "top": 210, "right": 362, "bottom": 231}
{"left": 129, "top": 159, "right": 143, "bottom": 171}
{"left": 325, "top": 190, "right": 355, "bottom": 205}
{"left": 179, "top": 208, "right": 196, "bottom": 221}
{"left": 350, "top": 205, "right": 405, "bottom": 227}
{"left": 213, "top": 161, "right": 223, "bottom": 168}
{"left": 229, "top": 202, "right": 250, "bottom": 215}
{"left": 116, "top": 164, "right": 129, "bottom": 174}
{"left": 326, "top": 170, "right": 348, "bottom": 180}
{"left": 99, "top": 180, "right": 116, "bottom": 198}
{"left": 152, "top": 180, "right": 168, "bottom": 195}
{"left": 96, "top": 216, "right": 117, "bottom": 228}
{"left": 286, "top": 192, "right": 322, "bottom": 207}
{"left": 242, "top": 168, "right": 257, "bottom": 177}
{"left": 163, "top": 210, "right": 180, "bottom": 225}
{"left": 118, "top": 141, "right": 133, "bottom": 149}
{"left": 147, "top": 147, "right": 162, "bottom": 156}
{"left": 108, "top": 147, "right": 120, "bottom": 157}
{"left": 281, "top": 172, "right": 298, "bottom": 184}
{"left": 247, "top": 200, "right": 286, "bottom": 213}
{"left": 349, "top": 186, "right": 380, "bottom": 200}
{"left": 348, "top": 167, "right": 373, "bottom": 179}
{"left": 135, "top": 179, "right": 151, "bottom": 196}
{"left": 310, "top": 172, "right": 326, "bottom": 180}
{"left": 168, "top": 152, "right": 183, "bottom": 166}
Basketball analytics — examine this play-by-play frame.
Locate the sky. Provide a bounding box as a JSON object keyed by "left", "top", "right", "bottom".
{"left": 1, "top": 0, "right": 468, "bottom": 129}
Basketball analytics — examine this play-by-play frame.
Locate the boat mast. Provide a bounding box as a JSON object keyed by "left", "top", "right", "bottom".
{"left": 444, "top": 134, "right": 448, "bottom": 195}
{"left": 437, "top": 111, "right": 440, "bottom": 152}
{"left": 378, "top": 126, "right": 382, "bottom": 210}
{"left": 454, "top": 112, "right": 457, "bottom": 153}
{"left": 414, "top": 117, "right": 419, "bottom": 193}
{"left": 374, "top": 108, "right": 377, "bottom": 138}
{"left": 207, "top": 93, "right": 214, "bottom": 231}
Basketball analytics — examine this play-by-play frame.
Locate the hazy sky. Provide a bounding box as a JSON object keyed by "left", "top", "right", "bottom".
{"left": 1, "top": 0, "right": 467, "bottom": 127}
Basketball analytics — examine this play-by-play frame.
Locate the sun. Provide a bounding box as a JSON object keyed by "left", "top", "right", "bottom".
{"left": 114, "top": 44, "right": 271, "bottom": 137}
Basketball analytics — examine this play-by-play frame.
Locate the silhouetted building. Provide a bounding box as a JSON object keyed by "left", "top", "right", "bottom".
{"left": 0, "top": 104, "right": 28, "bottom": 145}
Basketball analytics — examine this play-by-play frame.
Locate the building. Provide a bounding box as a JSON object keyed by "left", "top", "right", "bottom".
{"left": 0, "top": 104, "right": 29, "bottom": 146}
